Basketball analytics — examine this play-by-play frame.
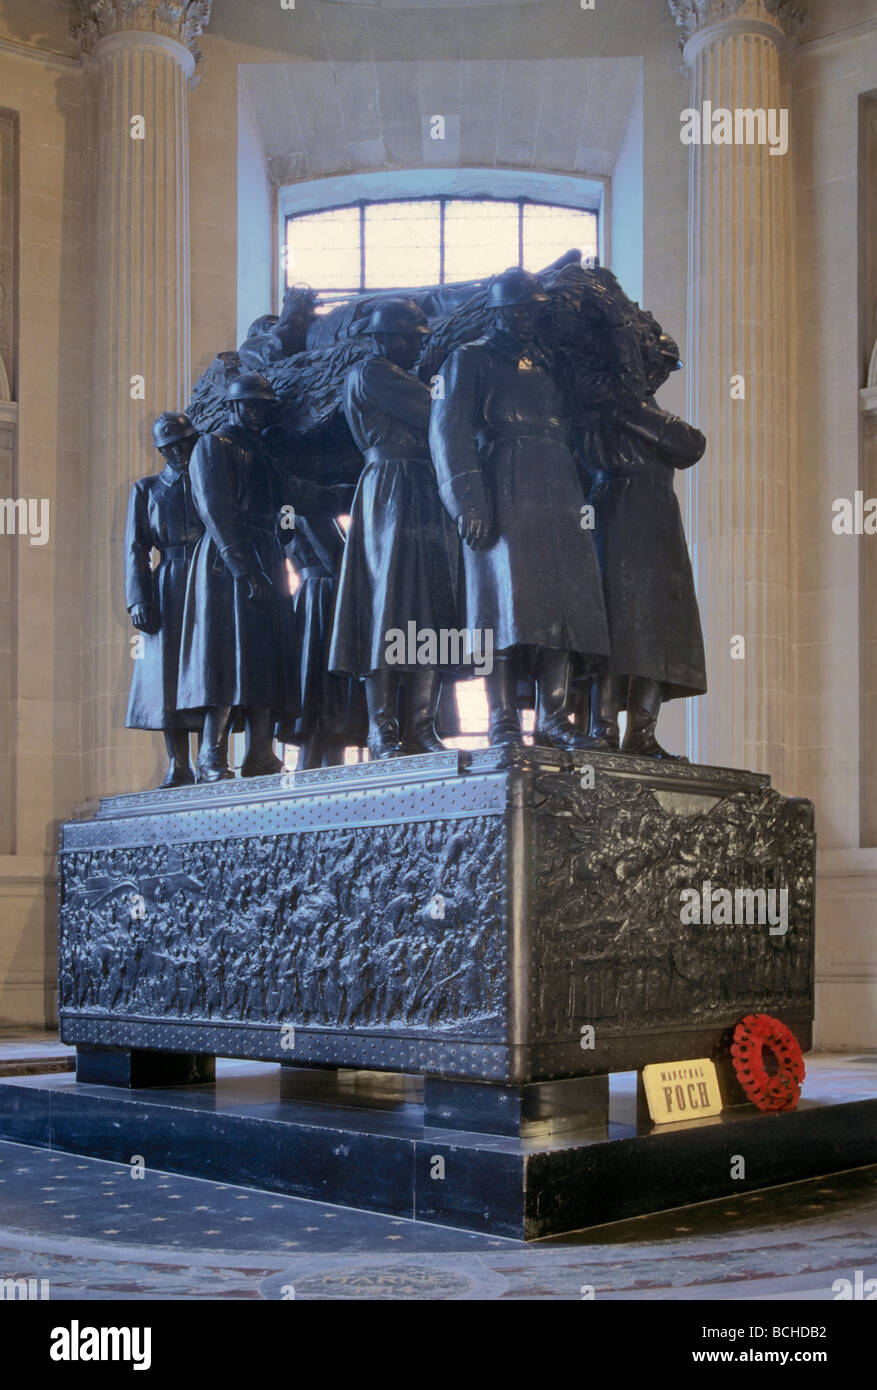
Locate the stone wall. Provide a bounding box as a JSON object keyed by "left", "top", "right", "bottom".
{"left": 0, "top": 26, "right": 86, "bottom": 1024}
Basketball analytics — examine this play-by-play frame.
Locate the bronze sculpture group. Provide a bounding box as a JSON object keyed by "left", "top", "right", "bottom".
{"left": 125, "top": 255, "right": 707, "bottom": 786}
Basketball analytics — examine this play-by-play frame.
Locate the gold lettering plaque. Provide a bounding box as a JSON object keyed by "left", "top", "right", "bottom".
{"left": 642, "top": 1058, "right": 723, "bottom": 1125}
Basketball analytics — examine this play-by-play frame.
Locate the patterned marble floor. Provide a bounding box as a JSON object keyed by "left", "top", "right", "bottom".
{"left": 0, "top": 1048, "right": 874, "bottom": 1301}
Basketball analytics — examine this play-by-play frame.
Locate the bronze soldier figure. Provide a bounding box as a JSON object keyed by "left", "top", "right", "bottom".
{"left": 429, "top": 268, "right": 609, "bottom": 750}
{"left": 125, "top": 411, "right": 204, "bottom": 788}
{"left": 177, "top": 373, "right": 298, "bottom": 781}
{"left": 329, "top": 300, "right": 461, "bottom": 760}
{"left": 586, "top": 335, "right": 707, "bottom": 758}
{"left": 275, "top": 497, "right": 367, "bottom": 770}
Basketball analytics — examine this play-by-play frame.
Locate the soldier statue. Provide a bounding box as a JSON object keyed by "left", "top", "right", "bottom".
{"left": 125, "top": 411, "right": 205, "bottom": 788}
{"left": 586, "top": 334, "right": 707, "bottom": 758}
{"left": 177, "top": 373, "right": 298, "bottom": 781}
{"left": 429, "top": 268, "right": 609, "bottom": 750}
{"left": 329, "top": 299, "right": 461, "bottom": 759}
{"left": 275, "top": 494, "right": 367, "bottom": 770}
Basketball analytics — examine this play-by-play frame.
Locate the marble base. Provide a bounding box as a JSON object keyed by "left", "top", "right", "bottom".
{"left": 0, "top": 1061, "right": 873, "bottom": 1240}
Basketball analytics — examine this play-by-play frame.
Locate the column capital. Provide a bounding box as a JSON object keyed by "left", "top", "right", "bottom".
{"left": 669, "top": 0, "right": 806, "bottom": 46}
{"left": 71, "top": 1, "right": 213, "bottom": 71}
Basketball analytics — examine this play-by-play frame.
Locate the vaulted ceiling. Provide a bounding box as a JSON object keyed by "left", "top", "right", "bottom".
{"left": 240, "top": 55, "right": 643, "bottom": 185}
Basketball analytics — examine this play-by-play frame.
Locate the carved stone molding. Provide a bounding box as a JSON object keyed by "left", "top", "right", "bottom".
{"left": 669, "top": 0, "right": 806, "bottom": 43}
{"left": 71, "top": 0, "right": 212, "bottom": 68}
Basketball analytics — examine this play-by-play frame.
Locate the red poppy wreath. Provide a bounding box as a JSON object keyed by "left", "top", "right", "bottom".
{"left": 730, "top": 1013, "right": 806, "bottom": 1112}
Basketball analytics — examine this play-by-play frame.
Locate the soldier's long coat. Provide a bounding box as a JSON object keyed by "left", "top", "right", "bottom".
{"left": 329, "top": 353, "right": 461, "bottom": 678}
{"left": 124, "top": 464, "right": 204, "bottom": 732}
{"left": 276, "top": 508, "right": 368, "bottom": 744}
{"left": 588, "top": 398, "right": 707, "bottom": 700}
{"left": 428, "top": 330, "right": 609, "bottom": 664}
{"left": 177, "top": 425, "right": 297, "bottom": 713}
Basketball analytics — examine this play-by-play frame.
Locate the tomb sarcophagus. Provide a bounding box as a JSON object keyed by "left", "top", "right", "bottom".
{"left": 58, "top": 747, "right": 815, "bottom": 1087}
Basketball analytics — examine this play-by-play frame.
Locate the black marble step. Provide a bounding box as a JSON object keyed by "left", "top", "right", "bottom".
{"left": 1, "top": 1062, "right": 874, "bottom": 1239}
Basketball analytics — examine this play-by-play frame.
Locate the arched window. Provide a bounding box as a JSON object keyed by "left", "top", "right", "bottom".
{"left": 284, "top": 195, "right": 599, "bottom": 300}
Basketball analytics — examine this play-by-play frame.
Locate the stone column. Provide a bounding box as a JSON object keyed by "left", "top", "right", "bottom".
{"left": 671, "top": 0, "right": 802, "bottom": 784}
{"left": 73, "top": 1, "right": 212, "bottom": 799}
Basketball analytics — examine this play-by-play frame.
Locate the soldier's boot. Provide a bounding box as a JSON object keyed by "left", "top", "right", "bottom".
{"left": 323, "top": 736, "right": 348, "bottom": 767}
{"left": 297, "top": 734, "right": 325, "bottom": 771}
{"left": 485, "top": 660, "right": 523, "bottom": 746}
{"left": 589, "top": 674, "right": 626, "bottom": 751}
{"left": 401, "top": 669, "right": 448, "bottom": 754}
{"left": 195, "top": 706, "right": 234, "bottom": 782}
{"left": 366, "top": 668, "right": 404, "bottom": 759}
{"left": 622, "top": 676, "right": 688, "bottom": 760}
{"left": 570, "top": 686, "right": 591, "bottom": 734}
{"left": 241, "top": 707, "right": 284, "bottom": 777}
{"left": 535, "top": 649, "right": 608, "bottom": 751}
{"left": 159, "top": 729, "right": 195, "bottom": 788}
{"left": 297, "top": 733, "right": 348, "bottom": 770}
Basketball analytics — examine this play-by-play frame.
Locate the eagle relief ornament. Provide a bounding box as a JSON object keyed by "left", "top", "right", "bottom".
{"left": 730, "top": 1013, "right": 806, "bottom": 1112}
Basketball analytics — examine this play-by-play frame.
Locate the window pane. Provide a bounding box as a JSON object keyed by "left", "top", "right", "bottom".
{"left": 363, "top": 201, "right": 441, "bottom": 290}
{"left": 287, "top": 198, "right": 600, "bottom": 298}
{"left": 522, "top": 204, "right": 598, "bottom": 272}
{"left": 443, "top": 200, "right": 520, "bottom": 283}
{"left": 286, "top": 207, "right": 361, "bottom": 291}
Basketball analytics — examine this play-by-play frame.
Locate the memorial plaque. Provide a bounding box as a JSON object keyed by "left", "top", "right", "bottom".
{"left": 642, "top": 1058, "right": 722, "bottom": 1124}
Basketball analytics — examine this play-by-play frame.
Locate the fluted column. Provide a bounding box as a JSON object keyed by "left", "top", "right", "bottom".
{"left": 73, "top": 1, "right": 212, "bottom": 798}
{"left": 671, "top": 0, "right": 802, "bottom": 784}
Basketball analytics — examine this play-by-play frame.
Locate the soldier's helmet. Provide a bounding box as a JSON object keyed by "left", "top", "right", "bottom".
{"left": 225, "top": 372, "right": 280, "bottom": 404}
{"left": 368, "top": 299, "right": 430, "bottom": 336}
{"left": 152, "top": 411, "right": 198, "bottom": 450}
{"left": 488, "top": 267, "right": 549, "bottom": 308}
{"left": 246, "top": 314, "right": 279, "bottom": 340}
{"left": 658, "top": 333, "right": 684, "bottom": 370}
